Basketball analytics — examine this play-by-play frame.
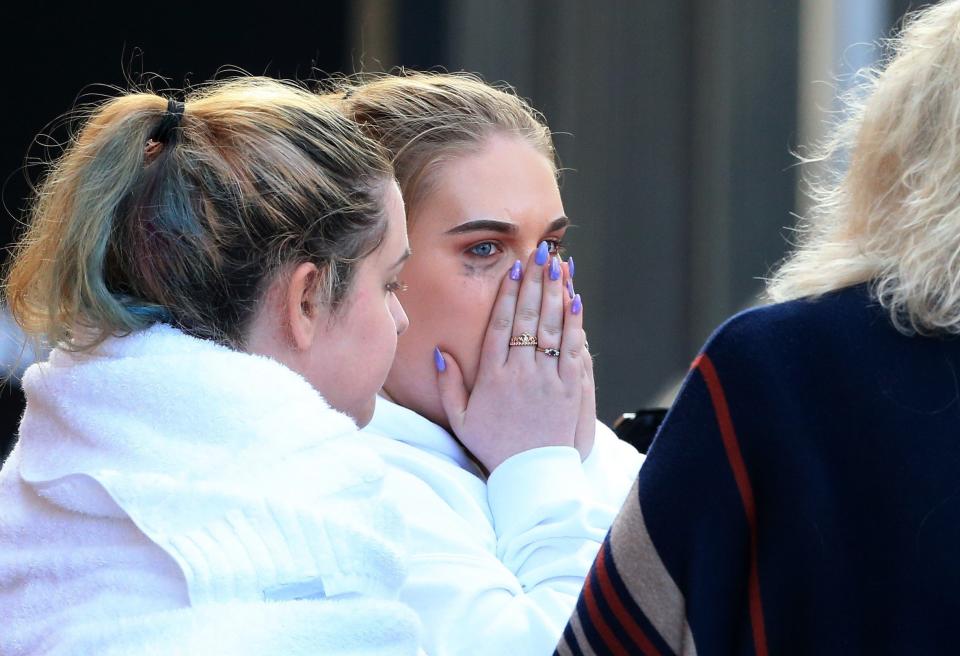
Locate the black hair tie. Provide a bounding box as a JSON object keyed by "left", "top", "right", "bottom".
{"left": 150, "top": 98, "right": 186, "bottom": 145}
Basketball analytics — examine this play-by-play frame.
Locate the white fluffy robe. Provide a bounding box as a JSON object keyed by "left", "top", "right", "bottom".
{"left": 0, "top": 325, "right": 421, "bottom": 656}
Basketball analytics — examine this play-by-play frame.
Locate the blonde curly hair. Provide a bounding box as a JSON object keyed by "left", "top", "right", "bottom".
{"left": 768, "top": 0, "right": 960, "bottom": 335}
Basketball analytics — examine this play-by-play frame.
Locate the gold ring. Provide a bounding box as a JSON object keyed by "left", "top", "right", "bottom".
{"left": 537, "top": 346, "right": 561, "bottom": 357}
{"left": 509, "top": 332, "right": 538, "bottom": 347}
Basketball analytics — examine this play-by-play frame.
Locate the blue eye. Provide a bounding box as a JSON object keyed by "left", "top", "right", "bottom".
{"left": 469, "top": 242, "right": 498, "bottom": 257}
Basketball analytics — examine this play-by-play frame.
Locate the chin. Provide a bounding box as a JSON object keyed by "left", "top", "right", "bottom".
{"left": 351, "top": 398, "right": 377, "bottom": 428}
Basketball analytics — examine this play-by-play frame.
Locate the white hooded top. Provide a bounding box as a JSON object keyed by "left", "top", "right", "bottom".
{"left": 361, "top": 396, "right": 644, "bottom": 656}
{"left": 0, "top": 325, "right": 421, "bottom": 656}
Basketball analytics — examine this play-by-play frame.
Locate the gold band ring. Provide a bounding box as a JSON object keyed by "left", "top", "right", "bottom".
{"left": 509, "top": 332, "right": 538, "bottom": 347}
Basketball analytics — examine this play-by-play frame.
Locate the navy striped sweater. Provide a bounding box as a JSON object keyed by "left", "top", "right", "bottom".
{"left": 558, "top": 284, "right": 960, "bottom": 655}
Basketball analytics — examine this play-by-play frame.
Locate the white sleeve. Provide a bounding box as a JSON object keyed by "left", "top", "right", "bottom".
{"left": 582, "top": 419, "right": 645, "bottom": 509}
{"left": 395, "top": 446, "right": 616, "bottom": 656}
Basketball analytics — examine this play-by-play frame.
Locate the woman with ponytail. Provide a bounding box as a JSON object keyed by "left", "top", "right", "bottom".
{"left": 0, "top": 78, "right": 420, "bottom": 655}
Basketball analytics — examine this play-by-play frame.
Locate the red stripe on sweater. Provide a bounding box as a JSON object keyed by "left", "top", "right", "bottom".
{"left": 595, "top": 544, "right": 663, "bottom": 656}
{"left": 582, "top": 568, "right": 629, "bottom": 656}
{"left": 694, "top": 353, "right": 770, "bottom": 656}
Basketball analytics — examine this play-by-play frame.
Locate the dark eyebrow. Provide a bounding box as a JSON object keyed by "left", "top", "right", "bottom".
{"left": 392, "top": 248, "right": 412, "bottom": 269}
{"left": 546, "top": 216, "right": 571, "bottom": 233}
{"left": 444, "top": 216, "right": 571, "bottom": 236}
{"left": 444, "top": 219, "right": 518, "bottom": 236}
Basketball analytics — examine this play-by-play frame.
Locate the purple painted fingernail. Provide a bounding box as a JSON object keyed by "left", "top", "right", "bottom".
{"left": 549, "top": 256, "right": 561, "bottom": 281}
{"left": 568, "top": 256, "right": 575, "bottom": 279}
{"left": 535, "top": 241, "right": 549, "bottom": 265}
{"left": 509, "top": 260, "right": 522, "bottom": 281}
{"left": 433, "top": 347, "right": 446, "bottom": 372}
{"left": 566, "top": 279, "right": 575, "bottom": 299}
{"left": 571, "top": 294, "right": 582, "bottom": 315}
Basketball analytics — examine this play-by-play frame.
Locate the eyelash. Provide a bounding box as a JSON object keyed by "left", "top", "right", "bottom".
{"left": 386, "top": 280, "right": 407, "bottom": 294}
{"left": 467, "top": 238, "right": 566, "bottom": 258}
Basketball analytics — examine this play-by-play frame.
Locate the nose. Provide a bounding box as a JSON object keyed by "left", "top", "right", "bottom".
{"left": 390, "top": 293, "right": 409, "bottom": 335}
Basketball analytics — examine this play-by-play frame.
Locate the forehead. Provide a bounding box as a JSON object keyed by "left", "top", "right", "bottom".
{"left": 411, "top": 135, "right": 563, "bottom": 234}
{"left": 373, "top": 181, "right": 409, "bottom": 259}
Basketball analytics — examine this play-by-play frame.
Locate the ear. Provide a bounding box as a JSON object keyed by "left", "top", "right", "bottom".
{"left": 284, "top": 262, "right": 328, "bottom": 351}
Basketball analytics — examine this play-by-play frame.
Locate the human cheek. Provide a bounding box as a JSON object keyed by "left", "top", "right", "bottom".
{"left": 352, "top": 292, "right": 394, "bottom": 380}
{"left": 452, "top": 275, "right": 502, "bottom": 389}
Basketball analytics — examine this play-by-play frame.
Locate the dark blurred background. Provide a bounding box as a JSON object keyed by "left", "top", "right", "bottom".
{"left": 0, "top": 0, "right": 930, "bottom": 459}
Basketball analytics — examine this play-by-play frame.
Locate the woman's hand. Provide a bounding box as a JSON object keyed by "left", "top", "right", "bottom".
{"left": 574, "top": 322, "right": 597, "bottom": 462}
{"left": 434, "top": 242, "right": 585, "bottom": 473}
